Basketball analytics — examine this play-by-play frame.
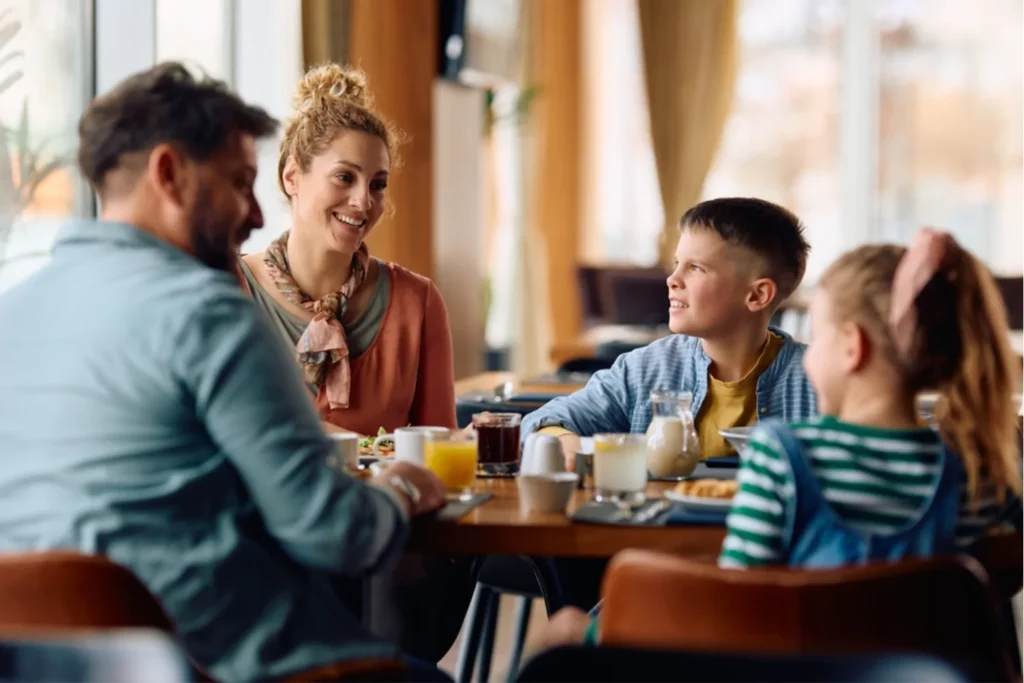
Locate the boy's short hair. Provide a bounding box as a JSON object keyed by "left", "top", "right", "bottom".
{"left": 680, "top": 197, "right": 810, "bottom": 302}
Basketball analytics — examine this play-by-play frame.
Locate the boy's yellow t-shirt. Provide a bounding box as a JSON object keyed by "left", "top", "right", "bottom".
{"left": 697, "top": 332, "right": 783, "bottom": 459}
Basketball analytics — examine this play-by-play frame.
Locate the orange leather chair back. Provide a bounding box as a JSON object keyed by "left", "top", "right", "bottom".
{"left": 599, "top": 550, "right": 1016, "bottom": 680}
{"left": 0, "top": 552, "right": 174, "bottom": 634}
{"left": 0, "top": 552, "right": 410, "bottom": 682}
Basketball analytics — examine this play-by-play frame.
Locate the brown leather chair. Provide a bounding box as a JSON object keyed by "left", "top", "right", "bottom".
{"left": 0, "top": 552, "right": 407, "bottom": 682}
{"left": 599, "top": 550, "right": 1018, "bottom": 682}
{"left": 0, "top": 552, "right": 175, "bottom": 634}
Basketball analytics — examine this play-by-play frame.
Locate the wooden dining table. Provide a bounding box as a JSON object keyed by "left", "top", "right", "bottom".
{"left": 406, "top": 477, "right": 727, "bottom": 560}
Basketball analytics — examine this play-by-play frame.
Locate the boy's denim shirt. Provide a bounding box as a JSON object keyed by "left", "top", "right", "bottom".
{"left": 520, "top": 327, "right": 818, "bottom": 442}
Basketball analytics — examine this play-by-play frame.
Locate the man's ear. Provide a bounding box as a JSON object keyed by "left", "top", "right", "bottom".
{"left": 746, "top": 277, "right": 777, "bottom": 313}
{"left": 146, "top": 143, "right": 190, "bottom": 207}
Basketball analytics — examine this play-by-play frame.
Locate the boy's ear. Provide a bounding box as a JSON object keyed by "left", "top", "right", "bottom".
{"left": 746, "top": 277, "right": 777, "bottom": 314}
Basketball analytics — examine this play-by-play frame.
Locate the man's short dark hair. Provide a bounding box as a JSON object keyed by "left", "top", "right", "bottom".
{"left": 78, "top": 62, "right": 279, "bottom": 194}
{"left": 680, "top": 197, "right": 811, "bottom": 301}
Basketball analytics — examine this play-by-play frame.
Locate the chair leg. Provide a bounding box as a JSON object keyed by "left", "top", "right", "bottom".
{"left": 520, "top": 556, "right": 565, "bottom": 616}
{"left": 455, "top": 583, "right": 491, "bottom": 683}
{"left": 475, "top": 590, "right": 500, "bottom": 682}
{"left": 506, "top": 596, "right": 533, "bottom": 679}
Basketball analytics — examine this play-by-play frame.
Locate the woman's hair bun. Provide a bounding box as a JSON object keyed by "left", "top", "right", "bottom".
{"left": 293, "top": 63, "right": 373, "bottom": 113}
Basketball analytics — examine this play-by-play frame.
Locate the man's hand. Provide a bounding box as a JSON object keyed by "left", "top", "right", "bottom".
{"left": 371, "top": 461, "right": 447, "bottom": 517}
{"left": 557, "top": 433, "right": 583, "bottom": 472}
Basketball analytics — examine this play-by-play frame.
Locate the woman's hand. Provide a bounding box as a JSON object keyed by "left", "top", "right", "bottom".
{"left": 321, "top": 421, "right": 354, "bottom": 435}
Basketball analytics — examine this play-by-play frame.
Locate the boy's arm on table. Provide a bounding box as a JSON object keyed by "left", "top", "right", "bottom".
{"left": 522, "top": 358, "right": 636, "bottom": 466}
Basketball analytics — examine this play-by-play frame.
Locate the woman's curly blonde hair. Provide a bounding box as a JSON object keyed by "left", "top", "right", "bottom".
{"left": 277, "top": 63, "right": 401, "bottom": 200}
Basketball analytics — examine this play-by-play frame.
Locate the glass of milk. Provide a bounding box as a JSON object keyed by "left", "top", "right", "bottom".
{"left": 592, "top": 433, "right": 648, "bottom": 506}
{"left": 645, "top": 390, "right": 701, "bottom": 479}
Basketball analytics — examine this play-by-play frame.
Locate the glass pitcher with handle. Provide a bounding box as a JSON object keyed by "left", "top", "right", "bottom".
{"left": 645, "top": 390, "right": 701, "bottom": 479}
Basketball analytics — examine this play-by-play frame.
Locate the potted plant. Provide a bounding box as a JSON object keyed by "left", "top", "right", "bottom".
{"left": 0, "top": 9, "right": 70, "bottom": 267}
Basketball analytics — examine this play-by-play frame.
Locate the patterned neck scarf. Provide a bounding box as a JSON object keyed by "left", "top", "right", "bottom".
{"left": 264, "top": 230, "right": 370, "bottom": 410}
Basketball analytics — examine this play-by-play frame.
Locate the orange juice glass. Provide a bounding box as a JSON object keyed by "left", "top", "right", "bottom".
{"left": 424, "top": 431, "right": 478, "bottom": 500}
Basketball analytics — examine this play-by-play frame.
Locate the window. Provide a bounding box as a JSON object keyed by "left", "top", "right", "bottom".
{"left": 0, "top": 0, "right": 92, "bottom": 291}
{"left": 156, "top": 0, "right": 233, "bottom": 82}
{"left": 582, "top": 0, "right": 664, "bottom": 266}
{"left": 588, "top": 0, "right": 1022, "bottom": 279}
{"left": 876, "top": 0, "right": 1022, "bottom": 274}
{"left": 703, "top": 0, "right": 845, "bottom": 281}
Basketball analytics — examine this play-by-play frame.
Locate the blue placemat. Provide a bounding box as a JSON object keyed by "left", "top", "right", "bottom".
{"left": 571, "top": 499, "right": 727, "bottom": 527}
{"left": 704, "top": 455, "right": 740, "bottom": 468}
{"left": 664, "top": 505, "right": 729, "bottom": 526}
{"left": 507, "top": 392, "right": 567, "bottom": 404}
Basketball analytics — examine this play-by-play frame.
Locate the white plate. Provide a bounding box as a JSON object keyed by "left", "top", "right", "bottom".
{"left": 664, "top": 489, "right": 734, "bottom": 511}
{"left": 718, "top": 426, "right": 754, "bottom": 452}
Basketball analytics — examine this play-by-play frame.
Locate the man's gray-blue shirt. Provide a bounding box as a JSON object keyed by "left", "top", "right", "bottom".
{"left": 521, "top": 330, "right": 818, "bottom": 441}
{"left": 0, "top": 221, "right": 407, "bottom": 681}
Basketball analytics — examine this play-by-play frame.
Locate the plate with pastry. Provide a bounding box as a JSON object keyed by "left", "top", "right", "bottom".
{"left": 665, "top": 478, "right": 738, "bottom": 511}
{"left": 358, "top": 427, "right": 395, "bottom": 460}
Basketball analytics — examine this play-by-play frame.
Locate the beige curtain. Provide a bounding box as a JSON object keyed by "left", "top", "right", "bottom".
{"left": 518, "top": 0, "right": 584, "bottom": 374}
{"left": 637, "top": 0, "right": 739, "bottom": 265}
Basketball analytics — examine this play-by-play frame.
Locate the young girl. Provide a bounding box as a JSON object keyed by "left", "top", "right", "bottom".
{"left": 721, "top": 228, "right": 1022, "bottom": 568}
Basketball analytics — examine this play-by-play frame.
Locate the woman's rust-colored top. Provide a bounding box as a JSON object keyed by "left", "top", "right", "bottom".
{"left": 240, "top": 259, "right": 457, "bottom": 435}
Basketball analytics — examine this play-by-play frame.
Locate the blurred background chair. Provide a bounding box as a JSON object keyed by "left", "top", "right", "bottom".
{"left": 555, "top": 357, "right": 614, "bottom": 377}
{"left": 994, "top": 276, "right": 1023, "bottom": 331}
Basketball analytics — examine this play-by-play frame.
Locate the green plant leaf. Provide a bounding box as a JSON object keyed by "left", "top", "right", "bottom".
{"left": 0, "top": 49, "right": 23, "bottom": 73}
{"left": 0, "top": 126, "right": 17, "bottom": 212}
{"left": 15, "top": 99, "right": 28, "bottom": 173}
{"left": 0, "top": 16, "right": 21, "bottom": 55}
{"left": 0, "top": 70, "right": 22, "bottom": 97}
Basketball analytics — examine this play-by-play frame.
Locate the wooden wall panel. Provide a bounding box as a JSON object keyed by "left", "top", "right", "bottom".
{"left": 348, "top": 0, "right": 437, "bottom": 280}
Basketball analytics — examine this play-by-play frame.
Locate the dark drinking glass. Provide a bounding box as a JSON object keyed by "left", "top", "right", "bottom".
{"left": 471, "top": 412, "right": 521, "bottom": 476}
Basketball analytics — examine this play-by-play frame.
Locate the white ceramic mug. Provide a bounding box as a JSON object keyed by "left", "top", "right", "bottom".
{"left": 521, "top": 433, "right": 566, "bottom": 475}
{"left": 374, "top": 426, "right": 450, "bottom": 465}
{"left": 328, "top": 433, "right": 360, "bottom": 472}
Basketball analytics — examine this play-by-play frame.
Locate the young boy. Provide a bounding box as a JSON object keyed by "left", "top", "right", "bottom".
{"left": 521, "top": 197, "right": 819, "bottom": 463}
{"left": 520, "top": 197, "right": 820, "bottom": 651}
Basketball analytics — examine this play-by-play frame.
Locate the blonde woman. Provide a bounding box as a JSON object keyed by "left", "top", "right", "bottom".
{"left": 241, "top": 64, "right": 471, "bottom": 667}
{"left": 240, "top": 64, "right": 456, "bottom": 435}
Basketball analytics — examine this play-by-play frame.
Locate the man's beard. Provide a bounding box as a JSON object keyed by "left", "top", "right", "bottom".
{"left": 189, "top": 186, "right": 246, "bottom": 272}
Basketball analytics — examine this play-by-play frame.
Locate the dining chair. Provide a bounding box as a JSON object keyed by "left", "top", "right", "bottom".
{"left": 516, "top": 645, "right": 969, "bottom": 683}
{"left": 455, "top": 556, "right": 565, "bottom": 683}
{"left": 0, "top": 552, "right": 408, "bottom": 682}
{"left": 598, "top": 550, "right": 1018, "bottom": 682}
{"left": 555, "top": 357, "right": 614, "bottom": 377}
{"left": 0, "top": 552, "right": 176, "bottom": 634}
{"left": 994, "top": 276, "right": 1023, "bottom": 331}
